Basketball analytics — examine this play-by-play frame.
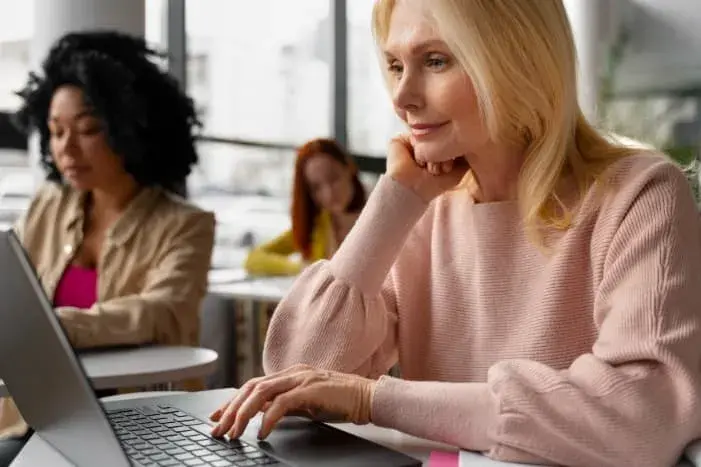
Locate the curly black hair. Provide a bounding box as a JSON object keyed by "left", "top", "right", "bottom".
{"left": 13, "top": 30, "right": 201, "bottom": 194}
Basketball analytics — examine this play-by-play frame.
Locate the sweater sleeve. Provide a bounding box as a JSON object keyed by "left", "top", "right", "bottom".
{"left": 371, "top": 163, "right": 701, "bottom": 467}
{"left": 244, "top": 230, "right": 302, "bottom": 276}
{"left": 263, "top": 176, "right": 429, "bottom": 377}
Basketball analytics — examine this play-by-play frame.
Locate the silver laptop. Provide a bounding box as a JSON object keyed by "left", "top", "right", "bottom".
{"left": 0, "top": 230, "right": 421, "bottom": 466}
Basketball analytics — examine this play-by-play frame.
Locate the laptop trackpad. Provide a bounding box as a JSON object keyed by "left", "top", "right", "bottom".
{"left": 245, "top": 417, "right": 420, "bottom": 467}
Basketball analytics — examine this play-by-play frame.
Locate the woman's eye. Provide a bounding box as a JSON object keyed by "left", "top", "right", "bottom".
{"left": 426, "top": 55, "right": 448, "bottom": 70}
{"left": 387, "top": 61, "right": 403, "bottom": 75}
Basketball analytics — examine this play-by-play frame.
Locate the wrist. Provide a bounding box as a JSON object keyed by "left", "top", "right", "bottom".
{"left": 388, "top": 173, "right": 435, "bottom": 203}
{"left": 358, "top": 378, "right": 376, "bottom": 425}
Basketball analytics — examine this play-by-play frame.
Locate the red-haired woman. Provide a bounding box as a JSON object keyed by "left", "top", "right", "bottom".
{"left": 245, "top": 138, "right": 366, "bottom": 276}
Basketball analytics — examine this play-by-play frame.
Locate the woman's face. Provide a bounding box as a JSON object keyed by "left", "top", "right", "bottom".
{"left": 48, "top": 85, "right": 133, "bottom": 191}
{"left": 382, "top": 0, "right": 489, "bottom": 164}
{"left": 304, "top": 153, "right": 356, "bottom": 215}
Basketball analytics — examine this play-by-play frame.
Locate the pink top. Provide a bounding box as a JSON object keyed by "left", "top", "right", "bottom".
{"left": 263, "top": 154, "right": 701, "bottom": 467}
{"left": 53, "top": 265, "right": 98, "bottom": 309}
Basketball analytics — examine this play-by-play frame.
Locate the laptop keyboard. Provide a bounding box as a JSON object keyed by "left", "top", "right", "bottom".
{"left": 106, "top": 405, "right": 283, "bottom": 467}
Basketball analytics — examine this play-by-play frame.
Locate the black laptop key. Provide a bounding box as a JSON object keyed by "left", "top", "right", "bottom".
{"left": 151, "top": 426, "right": 171, "bottom": 433}
{"left": 138, "top": 405, "right": 159, "bottom": 415}
{"left": 211, "top": 461, "right": 235, "bottom": 467}
{"left": 183, "top": 459, "right": 206, "bottom": 466}
{"left": 157, "top": 405, "right": 179, "bottom": 413}
{"left": 177, "top": 415, "right": 198, "bottom": 422}
{"left": 164, "top": 446, "right": 186, "bottom": 455}
{"left": 183, "top": 419, "right": 206, "bottom": 426}
{"left": 173, "top": 439, "right": 195, "bottom": 447}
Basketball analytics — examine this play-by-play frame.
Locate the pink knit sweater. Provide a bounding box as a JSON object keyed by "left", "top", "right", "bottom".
{"left": 263, "top": 154, "right": 701, "bottom": 467}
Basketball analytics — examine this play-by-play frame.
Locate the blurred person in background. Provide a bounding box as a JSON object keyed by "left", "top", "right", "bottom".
{"left": 245, "top": 138, "right": 366, "bottom": 276}
{"left": 0, "top": 30, "right": 215, "bottom": 464}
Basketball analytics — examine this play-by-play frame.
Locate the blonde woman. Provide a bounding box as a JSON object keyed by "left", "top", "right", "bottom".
{"left": 210, "top": 1, "right": 701, "bottom": 465}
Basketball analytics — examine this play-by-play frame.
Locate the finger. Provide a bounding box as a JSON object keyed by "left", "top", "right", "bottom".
{"left": 258, "top": 390, "right": 307, "bottom": 440}
{"left": 441, "top": 159, "right": 454, "bottom": 174}
{"left": 228, "top": 374, "right": 302, "bottom": 439}
{"left": 209, "top": 406, "right": 225, "bottom": 422}
{"left": 211, "top": 378, "right": 263, "bottom": 436}
{"left": 261, "top": 401, "right": 273, "bottom": 413}
{"left": 209, "top": 388, "right": 239, "bottom": 422}
{"left": 211, "top": 365, "right": 308, "bottom": 435}
{"left": 390, "top": 133, "right": 414, "bottom": 156}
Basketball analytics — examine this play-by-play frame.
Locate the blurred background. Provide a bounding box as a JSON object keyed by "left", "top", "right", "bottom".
{"left": 0, "top": 0, "right": 700, "bottom": 272}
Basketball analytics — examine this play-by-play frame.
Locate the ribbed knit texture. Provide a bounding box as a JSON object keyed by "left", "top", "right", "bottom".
{"left": 263, "top": 154, "right": 701, "bottom": 467}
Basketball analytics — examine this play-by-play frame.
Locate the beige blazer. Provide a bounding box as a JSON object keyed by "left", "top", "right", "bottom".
{"left": 0, "top": 182, "right": 216, "bottom": 438}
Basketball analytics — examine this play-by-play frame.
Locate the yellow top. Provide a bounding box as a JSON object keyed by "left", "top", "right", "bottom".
{"left": 244, "top": 211, "right": 333, "bottom": 276}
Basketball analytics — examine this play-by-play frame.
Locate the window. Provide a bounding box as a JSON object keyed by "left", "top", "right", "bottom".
{"left": 145, "top": 0, "right": 168, "bottom": 52}
{"left": 347, "top": 0, "right": 403, "bottom": 158}
{"left": 185, "top": 0, "right": 332, "bottom": 145}
{"left": 0, "top": 0, "right": 33, "bottom": 112}
{"left": 190, "top": 140, "right": 295, "bottom": 198}
{"left": 192, "top": 140, "right": 293, "bottom": 268}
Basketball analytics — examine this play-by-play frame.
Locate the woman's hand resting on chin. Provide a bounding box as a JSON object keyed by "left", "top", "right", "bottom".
{"left": 387, "top": 134, "right": 470, "bottom": 203}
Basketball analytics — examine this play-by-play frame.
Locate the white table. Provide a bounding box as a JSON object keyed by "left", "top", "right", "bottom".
{"left": 209, "top": 274, "right": 296, "bottom": 381}
{"left": 9, "top": 388, "right": 699, "bottom": 467}
{"left": 0, "top": 346, "right": 219, "bottom": 398}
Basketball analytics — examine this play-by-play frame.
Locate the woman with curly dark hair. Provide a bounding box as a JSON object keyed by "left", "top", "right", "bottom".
{"left": 244, "top": 138, "right": 366, "bottom": 276}
{"left": 0, "top": 31, "right": 216, "bottom": 463}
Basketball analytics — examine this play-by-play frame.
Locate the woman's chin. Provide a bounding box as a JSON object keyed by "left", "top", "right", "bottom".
{"left": 414, "top": 144, "right": 464, "bottom": 165}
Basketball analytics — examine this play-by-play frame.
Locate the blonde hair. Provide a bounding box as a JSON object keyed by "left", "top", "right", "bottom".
{"left": 372, "top": 0, "right": 642, "bottom": 244}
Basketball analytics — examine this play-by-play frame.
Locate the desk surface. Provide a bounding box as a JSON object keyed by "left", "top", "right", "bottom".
{"left": 0, "top": 346, "right": 218, "bottom": 398}
{"left": 10, "top": 388, "right": 698, "bottom": 467}
{"left": 8, "top": 388, "right": 507, "bottom": 467}
{"left": 208, "top": 275, "right": 296, "bottom": 302}
{"left": 11, "top": 387, "right": 700, "bottom": 467}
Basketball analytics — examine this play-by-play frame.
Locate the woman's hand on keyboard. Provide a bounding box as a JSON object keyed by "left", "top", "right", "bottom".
{"left": 209, "top": 364, "right": 376, "bottom": 440}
